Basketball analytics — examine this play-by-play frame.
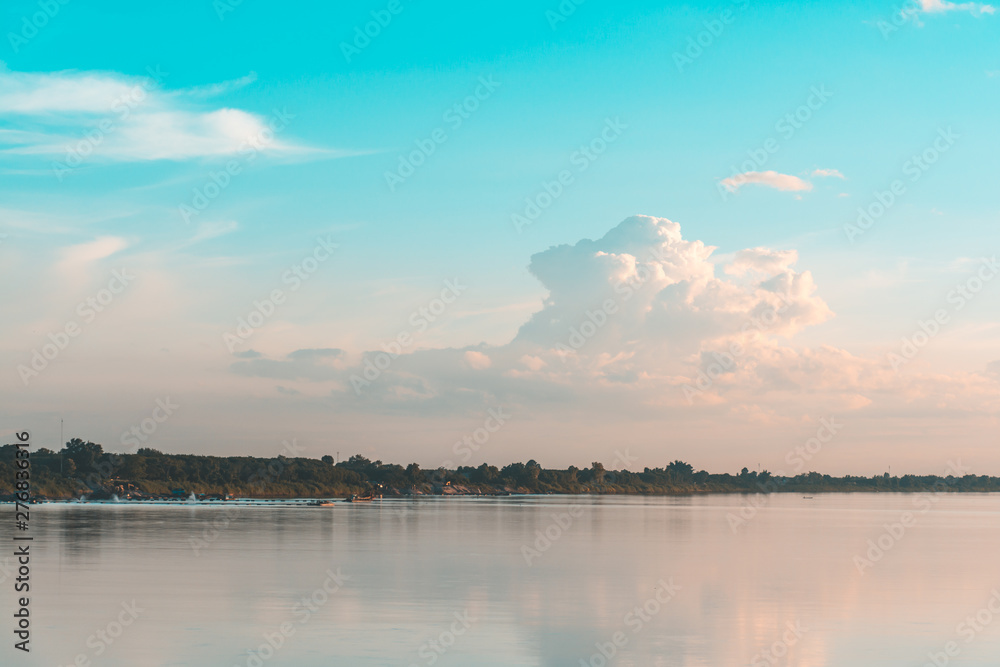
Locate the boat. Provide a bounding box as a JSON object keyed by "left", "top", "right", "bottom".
{"left": 345, "top": 493, "right": 380, "bottom": 502}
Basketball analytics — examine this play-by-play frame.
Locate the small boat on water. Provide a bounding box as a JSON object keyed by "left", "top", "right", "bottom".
{"left": 345, "top": 493, "right": 380, "bottom": 503}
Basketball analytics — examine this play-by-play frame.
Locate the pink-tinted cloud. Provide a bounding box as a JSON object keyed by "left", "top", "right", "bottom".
{"left": 721, "top": 170, "right": 813, "bottom": 194}
{"left": 918, "top": 0, "right": 995, "bottom": 15}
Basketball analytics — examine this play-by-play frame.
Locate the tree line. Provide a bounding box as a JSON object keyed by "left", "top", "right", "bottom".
{"left": 2, "top": 439, "right": 999, "bottom": 498}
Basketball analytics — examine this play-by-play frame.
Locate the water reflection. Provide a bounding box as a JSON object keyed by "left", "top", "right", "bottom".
{"left": 3, "top": 493, "right": 999, "bottom": 666}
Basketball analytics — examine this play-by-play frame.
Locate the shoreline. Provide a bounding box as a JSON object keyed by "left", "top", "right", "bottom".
{"left": 8, "top": 487, "right": 1000, "bottom": 505}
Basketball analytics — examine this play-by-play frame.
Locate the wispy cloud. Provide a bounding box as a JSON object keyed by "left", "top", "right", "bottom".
{"left": 179, "top": 72, "right": 259, "bottom": 99}
{"left": 59, "top": 236, "right": 129, "bottom": 263}
{"left": 812, "top": 168, "right": 845, "bottom": 179}
{"left": 0, "top": 66, "right": 335, "bottom": 163}
{"left": 721, "top": 170, "right": 813, "bottom": 194}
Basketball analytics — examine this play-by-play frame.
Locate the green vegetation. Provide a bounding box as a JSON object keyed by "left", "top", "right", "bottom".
{"left": 1, "top": 440, "right": 998, "bottom": 499}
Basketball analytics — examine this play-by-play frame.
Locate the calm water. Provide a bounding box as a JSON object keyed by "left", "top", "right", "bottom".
{"left": 3, "top": 493, "right": 1000, "bottom": 666}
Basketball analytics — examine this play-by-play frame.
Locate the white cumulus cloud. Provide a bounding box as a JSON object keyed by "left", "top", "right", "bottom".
{"left": 229, "top": 216, "right": 1000, "bottom": 429}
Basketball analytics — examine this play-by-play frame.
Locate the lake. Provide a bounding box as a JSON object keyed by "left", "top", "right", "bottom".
{"left": 4, "top": 493, "right": 1000, "bottom": 666}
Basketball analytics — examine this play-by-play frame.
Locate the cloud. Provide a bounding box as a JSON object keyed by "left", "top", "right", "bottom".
{"left": 178, "top": 220, "right": 239, "bottom": 248}
{"left": 180, "top": 72, "right": 259, "bottom": 99}
{"left": 811, "top": 168, "right": 845, "bottom": 179}
{"left": 60, "top": 236, "right": 129, "bottom": 264}
{"left": 464, "top": 350, "right": 492, "bottom": 369}
{"left": 231, "top": 348, "right": 346, "bottom": 381}
{"left": 0, "top": 67, "right": 337, "bottom": 163}
{"left": 721, "top": 170, "right": 813, "bottom": 194}
{"left": 229, "top": 216, "right": 1000, "bottom": 426}
{"left": 0, "top": 67, "right": 140, "bottom": 113}
{"left": 917, "top": 0, "right": 995, "bottom": 15}
{"left": 724, "top": 248, "right": 799, "bottom": 276}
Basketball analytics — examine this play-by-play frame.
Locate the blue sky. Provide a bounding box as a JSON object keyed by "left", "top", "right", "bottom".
{"left": 2, "top": 0, "right": 998, "bottom": 473}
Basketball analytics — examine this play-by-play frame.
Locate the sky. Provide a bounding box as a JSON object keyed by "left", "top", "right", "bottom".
{"left": 1, "top": 0, "right": 998, "bottom": 475}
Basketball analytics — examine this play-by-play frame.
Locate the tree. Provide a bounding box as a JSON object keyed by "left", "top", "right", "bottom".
{"left": 62, "top": 438, "right": 103, "bottom": 473}
{"left": 500, "top": 462, "right": 527, "bottom": 484}
{"left": 472, "top": 463, "right": 499, "bottom": 483}
{"left": 666, "top": 460, "right": 693, "bottom": 480}
{"left": 344, "top": 454, "right": 371, "bottom": 469}
{"left": 321, "top": 455, "right": 334, "bottom": 465}
{"left": 121, "top": 457, "right": 147, "bottom": 480}
{"left": 591, "top": 462, "right": 606, "bottom": 484}
{"left": 405, "top": 463, "right": 425, "bottom": 484}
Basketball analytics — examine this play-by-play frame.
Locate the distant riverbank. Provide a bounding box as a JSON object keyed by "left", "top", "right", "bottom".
{"left": 2, "top": 439, "right": 994, "bottom": 500}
